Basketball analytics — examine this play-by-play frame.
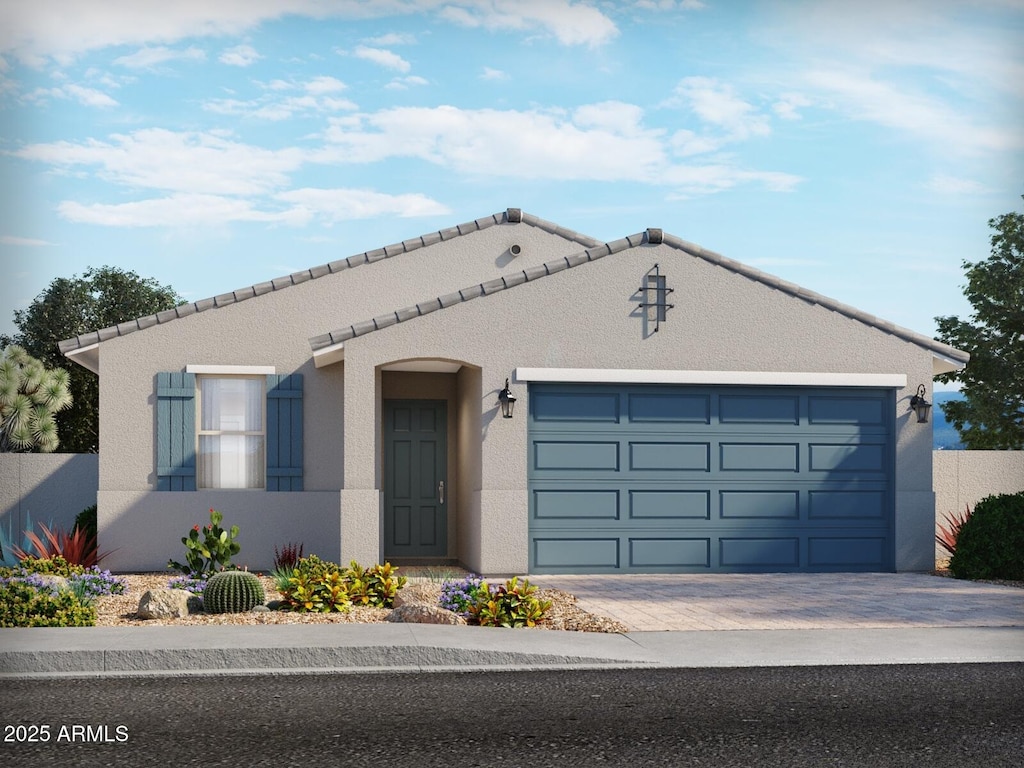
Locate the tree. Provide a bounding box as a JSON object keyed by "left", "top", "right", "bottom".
{"left": 0, "top": 346, "right": 73, "bottom": 452}
{"left": 935, "top": 199, "right": 1024, "bottom": 449}
{"left": 1, "top": 266, "right": 183, "bottom": 453}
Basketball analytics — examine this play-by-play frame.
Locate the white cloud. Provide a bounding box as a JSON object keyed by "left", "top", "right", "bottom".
{"left": 480, "top": 67, "right": 508, "bottom": 81}
{"left": 926, "top": 174, "right": 988, "bottom": 195}
{"left": 1, "top": 1, "right": 617, "bottom": 66}
{"left": 275, "top": 188, "right": 451, "bottom": 222}
{"left": 57, "top": 194, "right": 303, "bottom": 227}
{"left": 385, "top": 75, "right": 428, "bottom": 90}
{"left": 113, "top": 45, "right": 206, "bottom": 69}
{"left": 0, "top": 235, "right": 54, "bottom": 246}
{"left": 772, "top": 93, "right": 812, "bottom": 120}
{"left": 352, "top": 45, "right": 411, "bottom": 73}
{"left": 25, "top": 83, "right": 119, "bottom": 107}
{"left": 439, "top": 0, "right": 618, "bottom": 47}
{"left": 362, "top": 32, "right": 416, "bottom": 46}
{"left": 204, "top": 77, "right": 355, "bottom": 120}
{"left": 316, "top": 102, "right": 800, "bottom": 195}
{"left": 219, "top": 44, "right": 260, "bottom": 67}
{"left": 804, "top": 68, "right": 1020, "bottom": 154}
{"left": 55, "top": 188, "right": 449, "bottom": 228}
{"left": 670, "top": 77, "right": 771, "bottom": 140}
{"left": 16, "top": 128, "right": 303, "bottom": 195}
{"left": 304, "top": 75, "right": 347, "bottom": 94}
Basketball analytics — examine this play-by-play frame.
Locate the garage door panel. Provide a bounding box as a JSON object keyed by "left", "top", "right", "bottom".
{"left": 809, "top": 443, "right": 886, "bottom": 473}
{"left": 629, "top": 490, "right": 711, "bottom": 519}
{"left": 720, "top": 490, "right": 800, "bottom": 519}
{"left": 529, "top": 383, "right": 894, "bottom": 573}
{"left": 533, "top": 490, "right": 619, "bottom": 520}
{"left": 630, "top": 538, "right": 710, "bottom": 568}
{"left": 628, "top": 393, "right": 710, "bottom": 423}
{"left": 809, "top": 396, "right": 886, "bottom": 425}
{"left": 720, "top": 537, "right": 800, "bottom": 568}
{"left": 629, "top": 442, "right": 710, "bottom": 471}
{"left": 720, "top": 443, "right": 800, "bottom": 472}
{"left": 809, "top": 490, "right": 886, "bottom": 519}
{"left": 533, "top": 441, "right": 619, "bottom": 471}
{"left": 719, "top": 395, "right": 799, "bottom": 424}
{"left": 808, "top": 537, "right": 887, "bottom": 568}
{"left": 533, "top": 538, "right": 619, "bottom": 569}
{"left": 533, "top": 392, "right": 619, "bottom": 422}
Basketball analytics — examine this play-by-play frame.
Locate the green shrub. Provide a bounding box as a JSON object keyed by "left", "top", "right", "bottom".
{"left": 468, "top": 577, "right": 552, "bottom": 628}
{"left": 0, "top": 580, "right": 95, "bottom": 627}
{"left": 74, "top": 504, "right": 97, "bottom": 543}
{"left": 167, "top": 508, "right": 241, "bottom": 578}
{"left": 203, "top": 570, "right": 265, "bottom": 614}
{"left": 16, "top": 555, "right": 82, "bottom": 578}
{"left": 950, "top": 492, "right": 1024, "bottom": 581}
{"left": 344, "top": 561, "right": 407, "bottom": 608}
{"left": 278, "top": 555, "right": 409, "bottom": 613}
{"left": 282, "top": 570, "right": 351, "bottom": 613}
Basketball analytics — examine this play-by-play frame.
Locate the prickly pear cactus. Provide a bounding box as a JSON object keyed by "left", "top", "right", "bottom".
{"left": 202, "top": 570, "right": 265, "bottom": 614}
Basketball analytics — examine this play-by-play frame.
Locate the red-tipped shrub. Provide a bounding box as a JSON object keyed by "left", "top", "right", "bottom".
{"left": 936, "top": 504, "right": 972, "bottom": 556}
{"left": 8, "top": 522, "right": 113, "bottom": 568}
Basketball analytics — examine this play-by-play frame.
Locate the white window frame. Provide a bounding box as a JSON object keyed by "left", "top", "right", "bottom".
{"left": 194, "top": 373, "right": 268, "bottom": 490}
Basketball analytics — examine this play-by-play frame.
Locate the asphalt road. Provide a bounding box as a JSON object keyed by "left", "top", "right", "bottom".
{"left": 2, "top": 664, "right": 1022, "bottom": 767}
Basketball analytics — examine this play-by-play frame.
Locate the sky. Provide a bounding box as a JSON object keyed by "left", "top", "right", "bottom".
{"left": 1, "top": 0, "right": 1022, "bottom": 392}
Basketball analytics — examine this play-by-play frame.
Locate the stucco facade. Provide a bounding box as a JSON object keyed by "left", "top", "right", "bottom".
{"left": 59, "top": 209, "right": 969, "bottom": 574}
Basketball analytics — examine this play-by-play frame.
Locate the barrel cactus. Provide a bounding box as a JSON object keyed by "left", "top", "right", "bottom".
{"left": 202, "top": 570, "right": 265, "bottom": 614}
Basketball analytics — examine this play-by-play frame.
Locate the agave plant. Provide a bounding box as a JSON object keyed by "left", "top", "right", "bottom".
{"left": 936, "top": 504, "right": 972, "bottom": 556}
{"left": 7, "top": 521, "right": 114, "bottom": 568}
{"left": 0, "top": 346, "right": 73, "bottom": 453}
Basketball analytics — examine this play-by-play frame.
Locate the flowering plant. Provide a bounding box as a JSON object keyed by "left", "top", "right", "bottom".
{"left": 67, "top": 567, "right": 127, "bottom": 601}
{"left": 439, "top": 574, "right": 487, "bottom": 617}
{"left": 167, "top": 574, "right": 208, "bottom": 595}
{"left": 167, "top": 509, "right": 241, "bottom": 578}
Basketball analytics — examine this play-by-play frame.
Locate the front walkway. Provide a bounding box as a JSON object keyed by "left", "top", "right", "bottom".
{"left": 530, "top": 573, "right": 1024, "bottom": 631}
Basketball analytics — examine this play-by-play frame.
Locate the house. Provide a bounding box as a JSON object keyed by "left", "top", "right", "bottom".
{"left": 58, "top": 209, "right": 969, "bottom": 575}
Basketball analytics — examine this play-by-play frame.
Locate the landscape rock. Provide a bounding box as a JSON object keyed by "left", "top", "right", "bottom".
{"left": 386, "top": 604, "right": 467, "bottom": 626}
{"left": 137, "top": 589, "right": 201, "bottom": 619}
{"left": 392, "top": 583, "right": 441, "bottom": 608}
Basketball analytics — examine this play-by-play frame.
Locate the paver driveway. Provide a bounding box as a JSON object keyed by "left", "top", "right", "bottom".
{"left": 531, "top": 573, "right": 1024, "bottom": 631}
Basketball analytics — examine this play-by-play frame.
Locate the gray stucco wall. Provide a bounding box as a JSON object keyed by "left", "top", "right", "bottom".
{"left": 93, "top": 223, "right": 587, "bottom": 571}
{"left": 0, "top": 454, "right": 98, "bottom": 553}
{"left": 934, "top": 450, "right": 1024, "bottom": 519}
{"left": 337, "top": 239, "right": 940, "bottom": 573}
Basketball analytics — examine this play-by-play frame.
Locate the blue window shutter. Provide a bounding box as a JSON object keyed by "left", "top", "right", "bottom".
{"left": 156, "top": 372, "right": 196, "bottom": 491}
{"left": 267, "top": 374, "right": 303, "bottom": 491}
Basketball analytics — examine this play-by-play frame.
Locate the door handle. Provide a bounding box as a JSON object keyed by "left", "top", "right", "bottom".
{"left": 438, "top": 480, "right": 445, "bottom": 504}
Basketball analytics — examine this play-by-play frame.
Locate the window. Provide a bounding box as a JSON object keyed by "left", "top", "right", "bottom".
{"left": 197, "top": 376, "right": 265, "bottom": 489}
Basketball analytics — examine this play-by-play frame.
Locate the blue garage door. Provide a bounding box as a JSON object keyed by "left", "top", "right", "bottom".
{"left": 528, "top": 383, "right": 895, "bottom": 573}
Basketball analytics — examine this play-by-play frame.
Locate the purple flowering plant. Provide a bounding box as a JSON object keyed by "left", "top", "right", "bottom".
{"left": 439, "top": 574, "right": 488, "bottom": 617}
{"left": 167, "top": 574, "right": 208, "bottom": 595}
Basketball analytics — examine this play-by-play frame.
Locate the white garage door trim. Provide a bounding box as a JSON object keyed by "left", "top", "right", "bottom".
{"left": 516, "top": 367, "right": 907, "bottom": 389}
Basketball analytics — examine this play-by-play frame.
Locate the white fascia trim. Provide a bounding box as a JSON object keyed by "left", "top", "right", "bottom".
{"left": 186, "top": 364, "right": 276, "bottom": 375}
{"left": 313, "top": 342, "right": 346, "bottom": 369}
{"left": 932, "top": 353, "right": 967, "bottom": 376}
{"left": 514, "top": 368, "right": 908, "bottom": 388}
{"left": 65, "top": 343, "right": 100, "bottom": 375}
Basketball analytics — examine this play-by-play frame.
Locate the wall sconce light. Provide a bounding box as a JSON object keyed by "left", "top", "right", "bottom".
{"left": 498, "top": 378, "right": 516, "bottom": 419}
{"left": 909, "top": 384, "right": 932, "bottom": 423}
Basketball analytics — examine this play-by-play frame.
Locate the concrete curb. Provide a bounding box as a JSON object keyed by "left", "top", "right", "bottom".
{"left": 2, "top": 624, "right": 1022, "bottom": 679}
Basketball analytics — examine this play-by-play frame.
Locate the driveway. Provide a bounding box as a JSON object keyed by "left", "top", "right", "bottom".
{"left": 530, "top": 572, "right": 1024, "bottom": 631}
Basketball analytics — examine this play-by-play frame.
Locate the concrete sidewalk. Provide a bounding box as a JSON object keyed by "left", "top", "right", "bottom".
{"left": 2, "top": 624, "right": 1023, "bottom": 678}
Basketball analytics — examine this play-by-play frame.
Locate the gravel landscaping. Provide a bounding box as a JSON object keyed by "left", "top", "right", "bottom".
{"left": 94, "top": 573, "right": 631, "bottom": 633}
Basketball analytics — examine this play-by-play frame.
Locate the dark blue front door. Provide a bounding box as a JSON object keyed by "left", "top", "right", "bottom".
{"left": 528, "top": 384, "right": 895, "bottom": 573}
{"left": 384, "top": 400, "right": 447, "bottom": 559}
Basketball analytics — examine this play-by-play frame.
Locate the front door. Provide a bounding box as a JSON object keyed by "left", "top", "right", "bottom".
{"left": 383, "top": 400, "right": 448, "bottom": 559}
